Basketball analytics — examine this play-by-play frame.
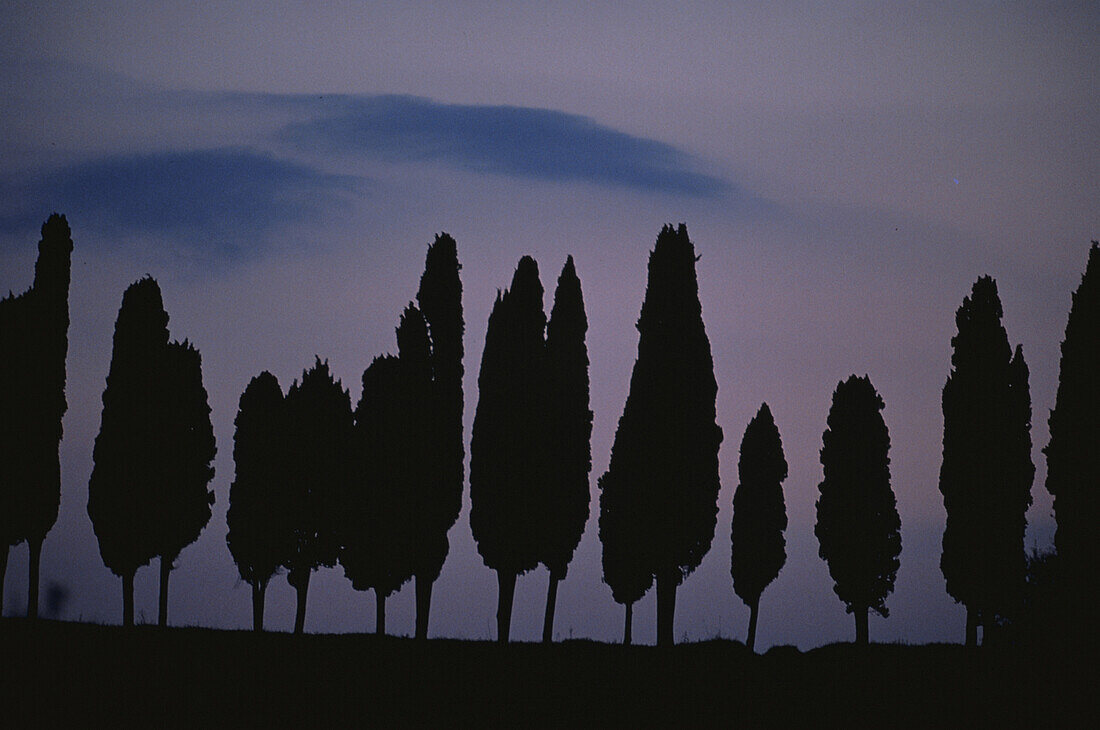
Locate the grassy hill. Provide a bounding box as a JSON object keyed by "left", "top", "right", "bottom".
{"left": 0, "top": 619, "right": 1090, "bottom": 727}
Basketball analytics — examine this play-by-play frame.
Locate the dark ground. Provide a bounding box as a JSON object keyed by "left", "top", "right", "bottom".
{"left": 0, "top": 619, "right": 1092, "bottom": 727}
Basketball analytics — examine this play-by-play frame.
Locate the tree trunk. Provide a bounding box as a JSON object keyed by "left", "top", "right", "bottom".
{"left": 854, "top": 605, "right": 869, "bottom": 645}
{"left": 965, "top": 607, "right": 979, "bottom": 647}
{"left": 656, "top": 570, "right": 678, "bottom": 647}
{"left": 496, "top": 570, "right": 517, "bottom": 644}
{"left": 252, "top": 581, "right": 266, "bottom": 632}
{"left": 376, "top": 590, "right": 386, "bottom": 636}
{"left": 415, "top": 575, "right": 433, "bottom": 640}
{"left": 122, "top": 571, "right": 135, "bottom": 627}
{"left": 746, "top": 595, "right": 760, "bottom": 652}
{"left": 27, "top": 537, "right": 42, "bottom": 620}
{"left": 158, "top": 554, "right": 174, "bottom": 628}
{"left": 623, "top": 602, "right": 633, "bottom": 646}
{"left": 292, "top": 570, "right": 310, "bottom": 634}
{"left": 0, "top": 544, "right": 8, "bottom": 617}
{"left": 542, "top": 572, "right": 560, "bottom": 643}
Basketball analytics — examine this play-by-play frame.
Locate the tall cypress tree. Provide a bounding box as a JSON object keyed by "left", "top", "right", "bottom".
{"left": 730, "top": 403, "right": 788, "bottom": 652}
{"left": 599, "top": 224, "right": 722, "bottom": 647}
{"left": 940, "top": 277, "right": 1033, "bottom": 646}
{"left": 1045, "top": 242, "right": 1100, "bottom": 627}
{"left": 152, "top": 340, "right": 216, "bottom": 627}
{"left": 815, "top": 375, "right": 901, "bottom": 645}
{"left": 88, "top": 277, "right": 170, "bottom": 626}
{"left": 470, "top": 256, "right": 547, "bottom": 643}
{"left": 412, "top": 233, "right": 464, "bottom": 639}
{"left": 0, "top": 214, "right": 72, "bottom": 618}
{"left": 283, "top": 358, "right": 353, "bottom": 634}
{"left": 227, "top": 371, "right": 290, "bottom": 631}
{"left": 538, "top": 256, "right": 592, "bottom": 643}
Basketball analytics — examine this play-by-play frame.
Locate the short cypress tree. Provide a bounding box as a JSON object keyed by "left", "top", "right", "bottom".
{"left": 598, "top": 475, "right": 653, "bottom": 645}
{"left": 227, "top": 371, "right": 290, "bottom": 631}
{"left": 0, "top": 214, "right": 72, "bottom": 618}
{"left": 152, "top": 340, "right": 216, "bottom": 627}
{"left": 599, "top": 224, "right": 723, "bottom": 647}
{"left": 341, "top": 307, "right": 431, "bottom": 635}
{"left": 730, "top": 403, "right": 788, "bottom": 652}
{"left": 470, "top": 256, "right": 547, "bottom": 643}
{"left": 283, "top": 358, "right": 353, "bottom": 634}
{"left": 1045, "top": 242, "right": 1100, "bottom": 625}
{"left": 538, "top": 256, "right": 592, "bottom": 643}
{"left": 815, "top": 375, "right": 901, "bottom": 645}
{"left": 88, "top": 277, "right": 171, "bottom": 626}
{"left": 940, "top": 277, "right": 1033, "bottom": 646}
{"left": 412, "top": 233, "right": 464, "bottom": 639}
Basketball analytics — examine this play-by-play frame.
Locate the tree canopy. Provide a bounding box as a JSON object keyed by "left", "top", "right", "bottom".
{"left": 1044, "top": 243, "right": 1099, "bottom": 592}
{"left": 940, "top": 277, "right": 1033, "bottom": 644}
{"left": 598, "top": 223, "right": 722, "bottom": 646}
{"left": 730, "top": 403, "right": 788, "bottom": 651}
{"left": 815, "top": 375, "right": 901, "bottom": 644}
{"left": 227, "top": 371, "right": 290, "bottom": 629}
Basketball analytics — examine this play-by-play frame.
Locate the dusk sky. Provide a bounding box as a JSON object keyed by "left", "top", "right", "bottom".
{"left": 1, "top": 1, "right": 1097, "bottom": 648}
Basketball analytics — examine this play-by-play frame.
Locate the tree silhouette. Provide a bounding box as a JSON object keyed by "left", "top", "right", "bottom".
{"left": 538, "top": 256, "right": 592, "bottom": 643}
{"left": 88, "top": 277, "right": 171, "bottom": 626}
{"left": 1044, "top": 242, "right": 1099, "bottom": 630}
{"left": 470, "top": 256, "right": 547, "bottom": 643}
{"left": 815, "top": 376, "right": 901, "bottom": 645}
{"left": 730, "top": 403, "right": 788, "bottom": 652}
{"left": 283, "top": 358, "right": 353, "bottom": 634}
{"left": 940, "top": 277, "right": 1033, "bottom": 646}
{"left": 152, "top": 339, "right": 216, "bottom": 627}
{"left": 412, "top": 233, "right": 464, "bottom": 640}
{"left": 598, "top": 473, "right": 652, "bottom": 644}
{"left": 0, "top": 214, "right": 72, "bottom": 618}
{"left": 227, "top": 371, "right": 290, "bottom": 631}
{"left": 340, "top": 308, "right": 430, "bottom": 635}
{"left": 598, "top": 224, "right": 722, "bottom": 647}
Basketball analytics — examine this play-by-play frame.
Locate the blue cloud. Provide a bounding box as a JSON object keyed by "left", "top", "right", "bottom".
{"left": 279, "top": 95, "right": 731, "bottom": 198}
{"left": 1, "top": 148, "right": 360, "bottom": 259}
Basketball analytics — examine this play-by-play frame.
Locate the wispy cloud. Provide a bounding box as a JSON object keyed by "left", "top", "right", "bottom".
{"left": 279, "top": 95, "right": 731, "bottom": 198}
{"left": 1, "top": 148, "right": 361, "bottom": 259}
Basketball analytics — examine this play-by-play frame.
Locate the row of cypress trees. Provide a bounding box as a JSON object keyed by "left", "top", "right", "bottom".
{"left": 225, "top": 234, "right": 464, "bottom": 636}
{"left": 2, "top": 216, "right": 1095, "bottom": 651}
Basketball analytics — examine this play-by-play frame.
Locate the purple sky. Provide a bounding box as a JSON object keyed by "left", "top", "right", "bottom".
{"left": 1, "top": 1, "right": 1097, "bottom": 647}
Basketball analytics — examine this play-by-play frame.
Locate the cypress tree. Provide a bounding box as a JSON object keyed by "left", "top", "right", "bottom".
{"left": 0, "top": 214, "right": 72, "bottom": 618}
{"left": 88, "top": 277, "right": 171, "bottom": 626}
{"left": 283, "top": 358, "right": 353, "bottom": 634}
{"left": 598, "top": 474, "right": 653, "bottom": 645}
{"left": 412, "top": 233, "right": 464, "bottom": 639}
{"left": 599, "top": 224, "right": 723, "bottom": 647}
{"left": 340, "top": 307, "right": 431, "bottom": 635}
{"left": 730, "top": 403, "right": 788, "bottom": 652}
{"left": 538, "top": 256, "right": 593, "bottom": 643}
{"left": 940, "top": 277, "right": 1033, "bottom": 646}
{"left": 1044, "top": 242, "right": 1100, "bottom": 627}
{"left": 152, "top": 340, "right": 216, "bottom": 627}
{"left": 227, "top": 371, "right": 290, "bottom": 631}
{"left": 815, "top": 375, "right": 901, "bottom": 645}
{"left": 470, "top": 256, "right": 547, "bottom": 643}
